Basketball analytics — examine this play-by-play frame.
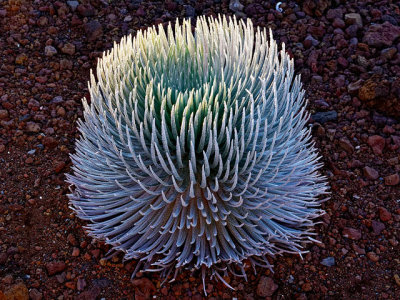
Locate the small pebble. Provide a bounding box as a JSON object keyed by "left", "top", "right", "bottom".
{"left": 321, "top": 257, "right": 335, "bottom": 267}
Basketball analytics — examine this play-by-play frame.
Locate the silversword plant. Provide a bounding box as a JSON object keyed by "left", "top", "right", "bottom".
{"left": 67, "top": 15, "right": 329, "bottom": 287}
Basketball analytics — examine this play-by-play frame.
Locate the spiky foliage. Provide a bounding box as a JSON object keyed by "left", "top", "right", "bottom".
{"left": 67, "top": 15, "right": 328, "bottom": 285}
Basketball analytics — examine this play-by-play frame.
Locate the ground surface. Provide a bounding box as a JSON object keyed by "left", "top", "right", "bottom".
{"left": 0, "top": 0, "right": 400, "bottom": 299}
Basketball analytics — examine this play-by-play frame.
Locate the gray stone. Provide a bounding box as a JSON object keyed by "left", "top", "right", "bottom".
{"left": 67, "top": 1, "right": 79, "bottom": 11}
{"left": 45, "top": 45, "right": 57, "bottom": 57}
{"left": 312, "top": 111, "right": 338, "bottom": 124}
{"left": 184, "top": 5, "right": 195, "bottom": 18}
{"left": 345, "top": 13, "right": 362, "bottom": 27}
{"left": 321, "top": 257, "right": 335, "bottom": 267}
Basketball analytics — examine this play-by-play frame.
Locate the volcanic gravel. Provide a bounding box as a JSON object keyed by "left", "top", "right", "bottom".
{"left": 0, "top": 0, "right": 399, "bottom": 299}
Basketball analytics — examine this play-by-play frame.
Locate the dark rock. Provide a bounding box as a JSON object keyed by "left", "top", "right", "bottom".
{"left": 67, "top": 233, "right": 78, "bottom": 246}
{"left": 136, "top": 6, "right": 146, "bottom": 17}
{"left": 92, "top": 278, "right": 111, "bottom": 289}
{"left": 245, "top": 3, "right": 265, "bottom": 17}
{"left": 345, "top": 13, "right": 362, "bottom": 27}
{"left": 358, "top": 76, "right": 400, "bottom": 117}
{"left": 184, "top": 5, "right": 195, "bottom": 17}
{"left": 309, "top": 25, "right": 325, "bottom": 39}
{"left": 312, "top": 111, "right": 337, "bottom": 124}
{"left": 379, "top": 207, "right": 392, "bottom": 222}
{"left": 76, "top": 286, "right": 101, "bottom": 300}
{"left": 0, "top": 252, "right": 7, "bottom": 265}
{"left": 302, "top": 0, "right": 331, "bottom": 17}
{"left": 77, "top": 278, "right": 87, "bottom": 291}
{"left": 342, "top": 227, "right": 362, "bottom": 240}
{"left": 363, "top": 166, "right": 379, "bottom": 180}
{"left": 333, "top": 18, "right": 345, "bottom": 29}
{"left": 337, "top": 56, "right": 348, "bottom": 67}
{"left": 357, "top": 55, "right": 369, "bottom": 68}
{"left": 7, "top": 246, "right": 19, "bottom": 255}
{"left": 367, "top": 251, "right": 379, "bottom": 262}
{"left": 46, "top": 261, "right": 66, "bottom": 275}
{"left": 384, "top": 173, "right": 399, "bottom": 186}
{"left": 392, "top": 136, "right": 400, "bottom": 148}
{"left": 26, "top": 122, "right": 41, "bottom": 133}
{"left": 348, "top": 159, "right": 363, "bottom": 169}
{"left": 382, "top": 14, "right": 398, "bottom": 26}
{"left": 56, "top": 273, "right": 66, "bottom": 283}
{"left": 352, "top": 243, "right": 366, "bottom": 255}
{"left": 3, "top": 283, "right": 29, "bottom": 300}
{"left": 367, "top": 135, "right": 385, "bottom": 155}
{"left": 15, "top": 53, "right": 28, "bottom": 65}
{"left": 256, "top": 276, "right": 278, "bottom": 297}
{"left": 77, "top": 4, "right": 95, "bottom": 17}
{"left": 304, "top": 34, "right": 320, "bottom": 47}
{"left": 0, "top": 109, "right": 8, "bottom": 119}
{"left": 45, "top": 45, "right": 57, "bottom": 57}
{"left": 43, "top": 136, "right": 58, "bottom": 149}
{"left": 132, "top": 278, "right": 156, "bottom": 299}
{"left": 372, "top": 112, "right": 388, "bottom": 126}
{"left": 335, "top": 74, "right": 346, "bottom": 88}
{"left": 165, "top": 1, "right": 178, "bottom": 11}
{"left": 348, "top": 79, "right": 363, "bottom": 95}
{"left": 54, "top": 161, "right": 66, "bottom": 173}
{"left": 338, "top": 138, "right": 354, "bottom": 153}
{"left": 84, "top": 20, "right": 103, "bottom": 42}
{"left": 61, "top": 43, "right": 75, "bottom": 55}
{"left": 371, "top": 220, "right": 385, "bottom": 235}
{"left": 314, "top": 99, "right": 330, "bottom": 108}
{"left": 381, "top": 47, "right": 397, "bottom": 60}
{"left": 60, "top": 59, "right": 73, "bottom": 70}
{"left": 29, "top": 288, "right": 43, "bottom": 300}
{"left": 345, "top": 24, "right": 359, "bottom": 38}
{"left": 296, "top": 11, "right": 306, "bottom": 18}
{"left": 326, "top": 8, "right": 342, "bottom": 20}
{"left": 363, "top": 22, "right": 400, "bottom": 48}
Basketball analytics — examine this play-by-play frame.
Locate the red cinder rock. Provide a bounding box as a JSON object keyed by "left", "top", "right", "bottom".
{"left": 77, "top": 4, "right": 95, "bottom": 17}
{"left": 3, "top": 283, "right": 29, "bottom": 300}
{"left": 61, "top": 43, "right": 75, "bottom": 55}
{"left": 379, "top": 207, "right": 392, "bottom": 222}
{"left": 132, "top": 278, "right": 156, "bottom": 300}
{"left": 363, "top": 166, "right": 379, "bottom": 180}
{"left": 359, "top": 77, "right": 390, "bottom": 102}
{"left": 363, "top": 22, "right": 400, "bottom": 48}
{"left": 367, "top": 135, "right": 385, "bottom": 155}
{"left": 384, "top": 174, "right": 399, "bottom": 186}
{"left": 342, "top": 227, "right": 361, "bottom": 240}
{"left": 257, "top": 276, "right": 278, "bottom": 297}
{"left": 0, "top": 109, "right": 8, "bottom": 119}
{"left": 84, "top": 20, "right": 103, "bottom": 41}
{"left": 29, "top": 288, "right": 43, "bottom": 300}
{"left": 338, "top": 138, "right": 354, "bottom": 153}
{"left": 46, "top": 261, "right": 66, "bottom": 275}
{"left": 367, "top": 251, "right": 379, "bottom": 262}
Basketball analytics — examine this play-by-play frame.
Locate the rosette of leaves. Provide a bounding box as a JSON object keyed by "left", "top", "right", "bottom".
{"left": 67, "top": 15, "right": 328, "bottom": 287}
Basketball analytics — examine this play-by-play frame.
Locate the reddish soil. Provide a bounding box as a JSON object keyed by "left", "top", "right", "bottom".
{"left": 0, "top": 0, "right": 399, "bottom": 299}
